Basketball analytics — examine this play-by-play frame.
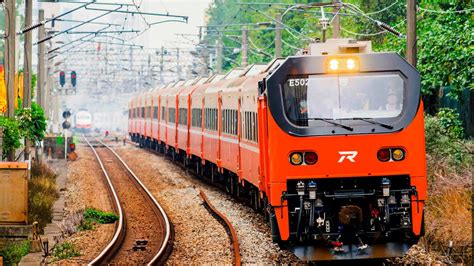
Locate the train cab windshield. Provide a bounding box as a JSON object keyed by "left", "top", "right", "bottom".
{"left": 282, "top": 73, "right": 405, "bottom": 127}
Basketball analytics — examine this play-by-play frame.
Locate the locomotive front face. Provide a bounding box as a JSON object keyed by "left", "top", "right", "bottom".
{"left": 264, "top": 53, "right": 427, "bottom": 260}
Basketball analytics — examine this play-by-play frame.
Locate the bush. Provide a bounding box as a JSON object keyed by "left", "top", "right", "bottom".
{"left": 28, "top": 162, "right": 59, "bottom": 232}
{"left": 51, "top": 242, "right": 80, "bottom": 260}
{"left": 425, "top": 108, "right": 472, "bottom": 171}
{"left": 423, "top": 108, "right": 473, "bottom": 264}
{"left": 30, "top": 160, "right": 57, "bottom": 179}
{"left": 0, "top": 117, "right": 21, "bottom": 158}
{"left": 0, "top": 241, "right": 30, "bottom": 265}
{"left": 83, "top": 208, "right": 119, "bottom": 224}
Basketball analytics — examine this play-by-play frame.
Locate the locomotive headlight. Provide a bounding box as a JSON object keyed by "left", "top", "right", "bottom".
{"left": 329, "top": 59, "right": 339, "bottom": 70}
{"left": 290, "top": 152, "right": 303, "bottom": 165}
{"left": 392, "top": 148, "right": 405, "bottom": 161}
{"left": 346, "top": 58, "right": 356, "bottom": 70}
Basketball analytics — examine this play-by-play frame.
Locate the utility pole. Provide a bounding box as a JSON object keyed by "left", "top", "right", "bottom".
{"left": 332, "top": 0, "right": 341, "bottom": 38}
{"left": 160, "top": 46, "right": 164, "bottom": 83}
{"left": 23, "top": 0, "right": 32, "bottom": 108}
{"left": 216, "top": 33, "right": 223, "bottom": 74}
{"left": 37, "top": 9, "right": 45, "bottom": 109}
{"left": 241, "top": 27, "right": 248, "bottom": 67}
{"left": 176, "top": 48, "right": 181, "bottom": 80}
{"left": 5, "top": 0, "right": 16, "bottom": 160}
{"left": 406, "top": 0, "right": 417, "bottom": 67}
{"left": 274, "top": 13, "right": 282, "bottom": 58}
{"left": 23, "top": 0, "right": 33, "bottom": 160}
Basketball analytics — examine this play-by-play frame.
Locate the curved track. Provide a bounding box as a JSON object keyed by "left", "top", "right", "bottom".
{"left": 85, "top": 136, "right": 172, "bottom": 265}
{"left": 199, "top": 190, "right": 241, "bottom": 266}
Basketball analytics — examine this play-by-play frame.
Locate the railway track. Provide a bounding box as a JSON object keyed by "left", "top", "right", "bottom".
{"left": 199, "top": 190, "right": 241, "bottom": 266}
{"left": 123, "top": 139, "right": 241, "bottom": 265}
{"left": 84, "top": 136, "right": 173, "bottom": 265}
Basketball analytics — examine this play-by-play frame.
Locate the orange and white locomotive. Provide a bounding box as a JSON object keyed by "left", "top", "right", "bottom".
{"left": 129, "top": 39, "right": 427, "bottom": 260}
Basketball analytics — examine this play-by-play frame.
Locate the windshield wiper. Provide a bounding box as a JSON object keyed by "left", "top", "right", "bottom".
{"left": 351, "top": 117, "right": 393, "bottom": 129}
{"left": 303, "top": 118, "right": 354, "bottom": 131}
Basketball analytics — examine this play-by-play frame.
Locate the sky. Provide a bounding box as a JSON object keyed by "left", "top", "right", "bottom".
{"left": 38, "top": 0, "right": 213, "bottom": 50}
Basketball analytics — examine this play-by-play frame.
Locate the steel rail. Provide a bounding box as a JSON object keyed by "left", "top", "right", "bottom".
{"left": 84, "top": 136, "right": 126, "bottom": 266}
{"left": 199, "top": 191, "right": 241, "bottom": 266}
{"left": 94, "top": 137, "right": 172, "bottom": 265}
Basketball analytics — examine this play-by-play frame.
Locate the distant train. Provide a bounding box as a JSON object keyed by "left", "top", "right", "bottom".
{"left": 128, "top": 39, "right": 427, "bottom": 261}
{"left": 74, "top": 110, "right": 92, "bottom": 132}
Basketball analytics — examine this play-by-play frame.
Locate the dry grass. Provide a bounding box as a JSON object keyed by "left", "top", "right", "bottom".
{"left": 421, "top": 157, "right": 473, "bottom": 264}
{"left": 28, "top": 161, "right": 59, "bottom": 232}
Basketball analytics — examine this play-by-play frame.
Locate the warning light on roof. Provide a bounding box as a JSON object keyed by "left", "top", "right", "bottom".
{"left": 329, "top": 59, "right": 339, "bottom": 71}
{"left": 346, "top": 58, "right": 356, "bottom": 70}
{"left": 327, "top": 57, "right": 359, "bottom": 73}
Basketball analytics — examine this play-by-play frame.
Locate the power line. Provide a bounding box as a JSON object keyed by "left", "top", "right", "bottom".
{"left": 418, "top": 6, "right": 474, "bottom": 14}
{"left": 354, "top": 0, "right": 401, "bottom": 16}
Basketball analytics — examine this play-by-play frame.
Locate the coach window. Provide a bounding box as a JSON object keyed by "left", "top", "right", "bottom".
{"left": 179, "top": 108, "right": 187, "bottom": 125}
{"left": 168, "top": 108, "right": 176, "bottom": 123}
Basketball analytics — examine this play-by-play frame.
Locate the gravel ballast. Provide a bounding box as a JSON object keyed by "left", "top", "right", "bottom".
{"left": 115, "top": 143, "right": 300, "bottom": 264}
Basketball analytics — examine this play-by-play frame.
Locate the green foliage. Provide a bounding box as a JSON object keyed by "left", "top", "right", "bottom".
{"left": 0, "top": 116, "right": 22, "bottom": 157}
{"left": 0, "top": 241, "right": 30, "bottom": 265}
{"left": 77, "top": 219, "right": 94, "bottom": 231}
{"left": 31, "top": 73, "right": 37, "bottom": 98}
{"left": 51, "top": 242, "right": 80, "bottom": 260}
{"left": 16, "top": 102, "right": 47, "bottom": 142}
{"left": 83, "top": 208, "right": 119, "bottom": 224}
{"left": 377, "top": 1, "right": 473, "bottom": 99}
{"left": 436, "top": 108, "right": 464, "bottom": 139}
{"left": 28, "top": 161, "right": 59, "bottom": 232}
{"left": 425, "top": 109, "right": 472, "bottom": 169}
{"left": 205, "top": 1, "right": 472, "bottom": 100}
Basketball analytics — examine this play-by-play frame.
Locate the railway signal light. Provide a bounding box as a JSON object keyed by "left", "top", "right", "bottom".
{"left": 59, "top": 71, "right": 65, "bottom": 87}
{"left": 69, "top": 143, "right": 76, "bottom": 152}
{"left": 62, "top": 110, "right": 71, "bottom": 119}
{"left": 71, "top": 70, "right": 77, "bottom": 87}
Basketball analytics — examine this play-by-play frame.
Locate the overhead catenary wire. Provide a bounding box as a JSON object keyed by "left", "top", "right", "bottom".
{"left": 418, "top": 6, "right": 474, "bottom": 14}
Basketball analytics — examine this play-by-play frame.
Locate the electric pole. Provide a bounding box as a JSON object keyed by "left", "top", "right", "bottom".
{"left": 177, "top": 48, "right": 181, "bottom": 80}
{"left": 275, "top": 13, "right": 282, "bottom": 58}
{"left": 23, "top": 0, "right": 33, "bottom": 160}
{"left": 23, "top": 0, "right": 32, "bottom": 109}
{"left": 332, "top": 0, "right": 341, "bottom": 38}
{"left": 5, "top": 0, "right": 16, "bottom": 160}
{"left": 37, "top": 9, "right": 45, "bottom": 109}
{"left": 160, "top": 46, "right": 164, "bottom": 83}
{"left": 241, "top": 27, "right": 248, "bottom": 67}
{"left": 5, "top": 0, "right": 16, "bottom": 119}
{"left": 216, "top": 33, "right": 223, "bottom": 73}
{"left": 406, "top": 0, "right": 417, "bottom": 67}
